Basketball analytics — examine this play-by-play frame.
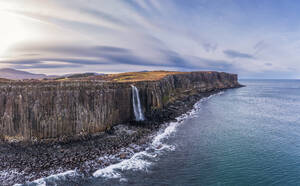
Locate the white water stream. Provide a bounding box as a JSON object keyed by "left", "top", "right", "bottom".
{"left": 131, "top": 85, "right": 145, "bottom": 121}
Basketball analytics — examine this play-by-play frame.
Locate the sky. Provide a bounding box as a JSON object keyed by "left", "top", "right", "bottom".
{"left": 0, "top": 0, "right": 300, "bottom": 78}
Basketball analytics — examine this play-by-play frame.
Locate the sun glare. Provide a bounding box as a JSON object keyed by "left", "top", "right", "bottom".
{"left": 0, "top": 11, "right": 32, "bottom": 58}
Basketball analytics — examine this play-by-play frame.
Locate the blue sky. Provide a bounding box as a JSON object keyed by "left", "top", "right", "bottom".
{"left": 0, "top": 0, "right": 300, "bottom": 78}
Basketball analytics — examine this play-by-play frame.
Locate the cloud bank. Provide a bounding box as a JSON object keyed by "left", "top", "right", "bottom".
{"left": 0, "top": 0, "right": 300, "bottom": 78}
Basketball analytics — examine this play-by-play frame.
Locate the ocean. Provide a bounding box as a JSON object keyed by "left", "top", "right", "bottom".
{"left": 25, "top": 80, "right": 300, "bottom": 186}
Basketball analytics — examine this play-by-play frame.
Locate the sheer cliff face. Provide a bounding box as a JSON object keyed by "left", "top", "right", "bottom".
{"left": 0, "top": 72, "right": 240, "bottom": 141}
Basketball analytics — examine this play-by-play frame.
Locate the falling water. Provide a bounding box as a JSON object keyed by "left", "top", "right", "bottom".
{"left": 131, "top": 85, "right": 145, "bottom": 121}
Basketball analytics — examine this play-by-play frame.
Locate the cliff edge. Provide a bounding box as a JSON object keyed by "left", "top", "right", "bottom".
{"left": 0, "top": 71, "right": 242, "bottom": 141}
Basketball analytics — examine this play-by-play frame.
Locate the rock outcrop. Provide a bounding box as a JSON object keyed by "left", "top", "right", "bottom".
{"left": 0, "top": 71, "right": 241, "bottom": 141}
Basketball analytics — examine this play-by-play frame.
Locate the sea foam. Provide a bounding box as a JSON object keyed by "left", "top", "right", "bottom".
{"left": 92, "top": 92, "right": 224, "bottom": 180}
{"left": 13, "top": 170, "right": 78, "bottom": 186}
{"left": 19, "top": 91, "right": 224, "bottom": 184}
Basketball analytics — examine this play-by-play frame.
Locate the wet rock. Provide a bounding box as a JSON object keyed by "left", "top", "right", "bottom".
{"left": 24, "top": 167, "right": 31, "bottom": 173}
{"left": 157, "top": 144, "right": 163, "bottom": 149}
{"left": 119, "top": 153, "right": 127, "bottom": 159}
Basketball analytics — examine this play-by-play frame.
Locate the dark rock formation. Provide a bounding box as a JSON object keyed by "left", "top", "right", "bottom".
{"left": 0, "top": 71, "right": 241, "bottom": 141}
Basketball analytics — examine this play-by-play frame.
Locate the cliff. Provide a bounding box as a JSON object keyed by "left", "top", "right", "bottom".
{"left": 0, "top": 71, "right": 241, "bottom": 141}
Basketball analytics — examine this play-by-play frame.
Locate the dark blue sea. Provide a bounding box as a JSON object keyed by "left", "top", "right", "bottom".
{"left": 27, "top": 80, "right": 300, "bottom": 186}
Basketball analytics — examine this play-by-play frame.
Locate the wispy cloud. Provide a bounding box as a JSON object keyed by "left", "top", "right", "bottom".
{"left": 1, "top": 0, "right": 300, "bottom": 78}
{"left": 223, "top": 50, "right": 255, "bottom": 59}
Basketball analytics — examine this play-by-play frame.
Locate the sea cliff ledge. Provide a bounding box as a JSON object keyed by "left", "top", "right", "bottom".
{"left": 0, "top": 71, "right": 242, "bottom": 141}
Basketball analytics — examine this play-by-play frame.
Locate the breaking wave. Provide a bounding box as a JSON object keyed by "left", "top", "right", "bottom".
{"left": 92, "top": 92, "right": 224, "bottom": 180}
{"left": 13, "top": 170, "right": 78, "bottom": 186}
{"left": 18, "top": 91, "right": 224, "bottom": 185}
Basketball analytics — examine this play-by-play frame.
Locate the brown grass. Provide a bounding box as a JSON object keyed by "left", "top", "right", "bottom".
{"left": 0, "top": 78, "right": 13, "bottom": 82}
{"left": 0, "top": 71, "right": 212, "bottom": 83}
{"left": 85, "top": 71, "right": 188, "bottom": 82}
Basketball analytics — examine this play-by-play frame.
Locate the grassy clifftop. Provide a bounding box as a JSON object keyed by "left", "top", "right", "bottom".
{"left": 0, "top": 78, "right": 13, "bottom": 82}
{"left": 84, "top": 71, "right": 187, "bottom": 82}
{"left": 0, "top": 71, "right": 220, "bottom": 83}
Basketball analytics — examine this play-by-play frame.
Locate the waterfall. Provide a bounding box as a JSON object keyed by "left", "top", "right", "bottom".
{"left": 131, "top": 85, "right": 145, "bottom": 121}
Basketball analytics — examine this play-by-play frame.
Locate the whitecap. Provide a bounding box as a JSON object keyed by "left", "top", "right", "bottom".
{"left": 152, "top": 121, "right": 180, "bottom": 148}
{"left": 17, "top": 91, "right": 224, "bottom": 185}
{"left": 92, "top": 91, "right": 225, "bottom": 181}
{"left": 93, "top": 151, "right": 152, "bottom": 179}
{"left": 14, "top": 170, "right": 78, "bottom": 186}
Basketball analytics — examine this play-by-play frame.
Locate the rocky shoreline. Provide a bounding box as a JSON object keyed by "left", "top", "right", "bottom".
{"left": 0, "top": 87, "right": 241, "bottom": 186}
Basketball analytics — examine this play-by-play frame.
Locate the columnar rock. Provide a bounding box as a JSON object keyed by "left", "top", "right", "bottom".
{"left": 0, "top": 71, "right": 241, "bottom": 141}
